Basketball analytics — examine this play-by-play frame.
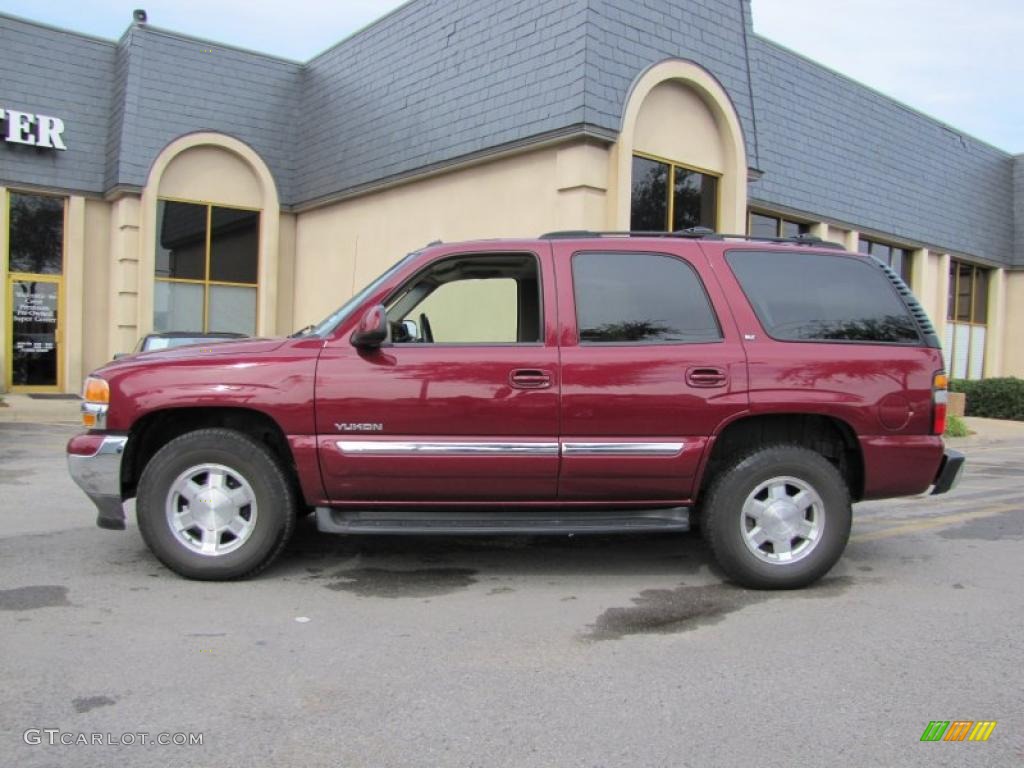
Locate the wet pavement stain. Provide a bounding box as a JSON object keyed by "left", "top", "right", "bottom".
{"left": 325, "top": 567, "right": 477, "bottom": 598}
{"left": 585, "top": 578, "right": 850, "bottom": 640}
{"left": 0, "top": 469, "right": 31, "bottom": 485}
{"left": 939, "top": 510, "right": 1024, "bottom": 540}
{"left": 0, "top": 585, "right": 70, "bottom": 611}
{"left": 72, "top": 696, "right": 117, "bottom": 713}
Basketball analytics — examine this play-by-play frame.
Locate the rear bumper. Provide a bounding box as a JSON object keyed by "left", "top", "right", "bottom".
{"left": 931, "top": 449, "right": 966, "bottom": 495}
{"left": 66, "top": 434, "right": 128, "bottom": 530}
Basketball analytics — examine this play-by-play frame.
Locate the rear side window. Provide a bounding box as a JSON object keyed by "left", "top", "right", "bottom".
{"left": 573, "top": 252, "right": 721, "bottom": 343}
{"left": 727, "top": 250, "right": 920, "bottom": 343}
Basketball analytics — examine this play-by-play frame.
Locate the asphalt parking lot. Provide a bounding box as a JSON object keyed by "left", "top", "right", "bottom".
{"left": 1, "top": 421, "right": 1021, "bottom": 768}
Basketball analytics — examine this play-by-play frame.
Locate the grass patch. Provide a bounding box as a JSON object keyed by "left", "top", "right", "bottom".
{"left": 944, "top": 414, "right": 971, "bottom": 438}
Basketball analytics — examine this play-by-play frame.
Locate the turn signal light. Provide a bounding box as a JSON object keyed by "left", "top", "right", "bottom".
{"left": 83, "top": 377, "right": 109, "bottom": 404}
{"left": 81, "top": 377, "right": 110, "bottom": 430}
{"left": 932, "top": 372, "right": 948, "bottom": 435}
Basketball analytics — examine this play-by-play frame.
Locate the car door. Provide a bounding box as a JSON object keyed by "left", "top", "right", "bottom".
{"left": 315, "top": 243, "right": 561, "bottom": 503}
{"left": 552, "top": 241, "right": 749, "bottom": 502}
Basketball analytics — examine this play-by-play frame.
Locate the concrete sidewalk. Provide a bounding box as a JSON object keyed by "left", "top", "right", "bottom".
{"left": 2, "top": 392, "right": 1023, "bottom": 443}
{"left": 0, "top": 393, "right": 82, "bottom": 425}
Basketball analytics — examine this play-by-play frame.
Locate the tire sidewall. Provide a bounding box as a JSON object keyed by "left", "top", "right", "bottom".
{"left": 137, "top": 430, "right": 292, "bottom": 579}
{"left": 706, "top": 446, "right": 851, "bottom": 589}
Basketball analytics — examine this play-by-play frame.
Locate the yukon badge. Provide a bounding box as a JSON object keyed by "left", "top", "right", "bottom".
{"left": 336, "top": 422, "right": 384, "bottom": 433}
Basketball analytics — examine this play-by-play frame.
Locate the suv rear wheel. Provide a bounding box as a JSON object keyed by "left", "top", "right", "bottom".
{"left": 701, "top": 445, "right": 851, "bottom": 589}
{"left": 136, "top": 428, "right": 296, "bottom": 580}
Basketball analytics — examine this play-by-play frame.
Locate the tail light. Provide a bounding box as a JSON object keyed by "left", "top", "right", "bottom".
{"left": 932, "top": 372, "right": 948, "bottom": 435}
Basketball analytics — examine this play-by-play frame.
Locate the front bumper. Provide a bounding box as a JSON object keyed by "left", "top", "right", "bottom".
{"left": 67, "top": 434, "right": 129, "bottom": 529}
{"left": 931, "top": 449, "right": 966, "bottom": 495}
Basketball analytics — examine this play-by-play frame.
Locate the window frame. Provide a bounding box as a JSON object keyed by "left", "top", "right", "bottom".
{"left": 154, "top": 196, "right": 261, "bottom": 334}
{"left": 631, "top": 151, "right": 721, "bottom": 233}
{"left": 747, "top": 210, "right": 811, "bottom": 240}
{"left": 857, "top": 235, "right": 913, "bottom": 287}
{"left": 383, "top": 251, "right": 546, "bottom": 347}
{"left": 4, "top": 189, "right": 68, "bottom": 393}
{"left": 571, "top": 249, "right": 724, "bottom": 347}
{"left": 725, "top": 248, "right": 923, "bottom": 347}
{"left": 945, "top": 258, "right": 990, "bottom": 379}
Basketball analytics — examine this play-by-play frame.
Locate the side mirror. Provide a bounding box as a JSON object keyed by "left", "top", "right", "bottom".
{"left": 350, "top": 304, "right": 388, "bottom": 349}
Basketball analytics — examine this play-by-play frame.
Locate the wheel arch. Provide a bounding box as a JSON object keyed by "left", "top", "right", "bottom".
{"left": 696, "top": 413, "right": 864, "bottom": 503}
{"left": 121, "top": 407, "right": 299, "bottom": 502}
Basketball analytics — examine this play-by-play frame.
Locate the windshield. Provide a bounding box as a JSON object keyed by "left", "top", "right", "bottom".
{"left": 304, "top": 252, "right": 417, "bottom": 337}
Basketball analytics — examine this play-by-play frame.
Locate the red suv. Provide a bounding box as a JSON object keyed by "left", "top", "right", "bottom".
{"left": 67, "top": 231, "right": 964, "bottom": 588}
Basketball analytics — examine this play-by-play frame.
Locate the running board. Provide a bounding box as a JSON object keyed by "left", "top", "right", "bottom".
{"left": 315, "top": 507, "right": 690, "bottom": 535}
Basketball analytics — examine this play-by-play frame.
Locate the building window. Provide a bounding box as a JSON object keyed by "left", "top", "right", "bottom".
{"left": 858, "top": 236, "right": 913, "bottom": 287}
{"left": 154, "top": 200, "right": 260, "bottom": 335}
{"left": 945, "top": 259, "right": 989, "bottom": 380}
{"left": 631, "top": 154, "right": 718, "bottom": 232}
{"left": 748, "top": 212, "right": 811, "bottom": 240}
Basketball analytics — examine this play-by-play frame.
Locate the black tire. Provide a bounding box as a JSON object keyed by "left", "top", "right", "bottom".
{"left": 701, "top": 445, "right": 851, "bottom": 590}
{"left": 136, "top": 428, "right": 297, "bottom": 580}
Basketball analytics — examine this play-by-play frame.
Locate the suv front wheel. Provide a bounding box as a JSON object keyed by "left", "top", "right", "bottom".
{"left": 136, "top": 428, "right": 297, "bottom": 580}
{"left": 701, "top": 445, "right": 851, "bottom": 589}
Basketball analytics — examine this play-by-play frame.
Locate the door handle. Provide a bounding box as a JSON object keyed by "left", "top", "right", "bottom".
{"left": 686, "top": 366, "right": 728, "bottom": 388}
{"left": 509, "top": 369, "right": 553, "bottom": 389}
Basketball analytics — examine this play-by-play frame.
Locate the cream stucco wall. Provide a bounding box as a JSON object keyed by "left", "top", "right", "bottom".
{"left": 1000, "top": 270, "right": 1024, "bottom": 377}
{"left": 633, "top": 81, "right": 724, "bottom": 173}
{"left": 63, "top": 196, "right": 86, "bottom": 394}
{"left": 157, "top": 145, "right": 263, "bottom": 209}
{"left": 292, "top": 145, "right": 569, "bottom": 330}
{"left": 82, "top": 199, "right": 111, "bottom": 374}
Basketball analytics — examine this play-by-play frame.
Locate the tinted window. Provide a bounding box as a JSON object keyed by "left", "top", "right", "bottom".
{"left": 727, "top": 251, "right": 920, "bottom": 343}
{"left": 156, "top": 201, "right": 207, "bottom": 280}
{"left": 750, "top": 213, "right": 778, "bottom": 239}
{"left": 672, "top": 169, "right": 717, "bottom": 231}
{"left": 573, "top": 252, "right": 721, "bottom": 344}
{"left": 630, "top": 156, "right": 667, "bottom": 231}
{"left": 8, "top": 192, "right": 64, "bottom": 275}
{"left": 210, "top": 207, "right": 259, "bottom": 283}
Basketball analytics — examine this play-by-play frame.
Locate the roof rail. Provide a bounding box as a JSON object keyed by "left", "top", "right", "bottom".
{"left": 539, "top": 228, "right": 846, "bottom": 250}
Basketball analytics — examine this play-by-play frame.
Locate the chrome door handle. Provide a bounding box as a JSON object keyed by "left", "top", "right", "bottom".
{"left": 686, "top": 367, "right": 728, "bottom": 388}
{"left": 509, "top": 369, "right": 553, "bottom": 389}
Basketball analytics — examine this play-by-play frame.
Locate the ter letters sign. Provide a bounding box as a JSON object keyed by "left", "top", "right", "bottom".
{"left": 1, "top": 109, "right": 67, "bottom": 150}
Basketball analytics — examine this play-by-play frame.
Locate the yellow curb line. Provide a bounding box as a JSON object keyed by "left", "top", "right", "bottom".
{"left": 851, "top": 502, "right": 1021, "bottom": 543}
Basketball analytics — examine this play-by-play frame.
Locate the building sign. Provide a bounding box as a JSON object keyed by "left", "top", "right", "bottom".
{"left": 1, "top": 109, "right": 67, "bottom": 151}
{"left": 11, "top": 281, "right": 59, "bottom": 387}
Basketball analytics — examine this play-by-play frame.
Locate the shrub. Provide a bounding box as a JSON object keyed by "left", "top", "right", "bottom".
{"left": 944, "top": 414, "right": 970, "bottom": 438}
{"left": 950, "top": 377, "right": 1024, "bottom": 421}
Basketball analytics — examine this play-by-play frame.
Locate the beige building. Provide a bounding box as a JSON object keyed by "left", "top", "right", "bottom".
{"left": 2, "top": 4, "right": 1020, "bottom": 394}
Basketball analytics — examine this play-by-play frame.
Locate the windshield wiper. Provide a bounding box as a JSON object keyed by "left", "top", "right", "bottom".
{"left": 288, "top": 324, "right": 316, "bottom": 339}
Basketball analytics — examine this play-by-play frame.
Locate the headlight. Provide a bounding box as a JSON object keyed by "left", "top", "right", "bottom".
{"left": 81, "top": 376, "right": 110, "bottom": 429}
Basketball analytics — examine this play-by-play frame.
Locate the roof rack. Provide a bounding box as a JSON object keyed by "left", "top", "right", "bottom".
{"left": 539, "top": 228, "right": 846, "bottom": 250}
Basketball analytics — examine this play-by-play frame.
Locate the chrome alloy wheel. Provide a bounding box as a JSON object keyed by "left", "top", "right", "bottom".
{"left": 740, "top": 475, "right": 824, "bottom": 565}
{"left": 165, "top": 463, "right": 258, "bottom": 557}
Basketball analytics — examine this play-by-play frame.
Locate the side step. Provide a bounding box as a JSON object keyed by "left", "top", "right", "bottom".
{"left": 315, "top": 507, "right": 690, "bottom": 535}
